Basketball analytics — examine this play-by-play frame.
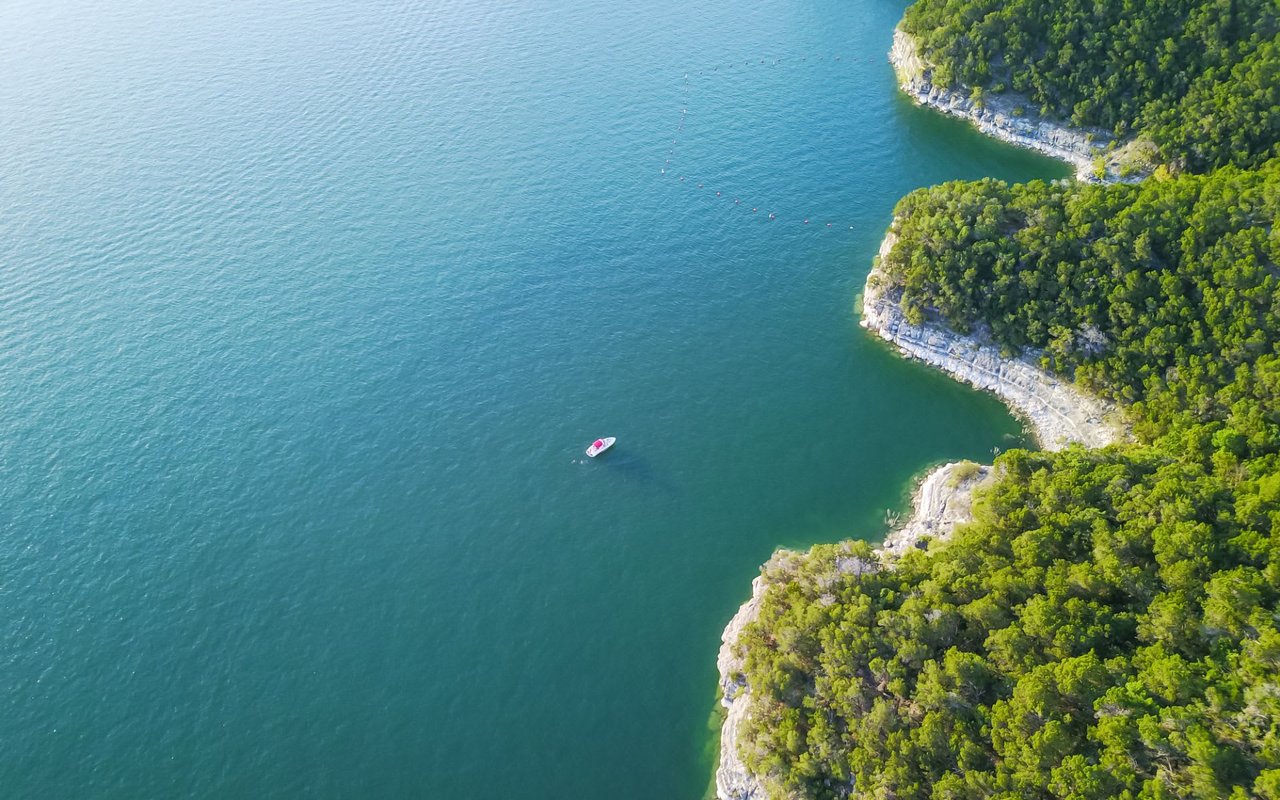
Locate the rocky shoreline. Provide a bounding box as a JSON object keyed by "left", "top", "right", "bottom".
{"left": 862, "top": 230, "right": 1127, "bottom": 452}
{"left": 714, "top": 234, "right": 1130, "bottom": 800}
{"left": 714, "top": 573, "right": 768, "bottom": 800}
{"left": 889, "top": 28, "right": 1152, "bottom": 183}
{"left": 713, "top": 30, "right": 1138, "bottom": 800}
{"left": 881, "top": 460, "right": 993, "bottom": 557}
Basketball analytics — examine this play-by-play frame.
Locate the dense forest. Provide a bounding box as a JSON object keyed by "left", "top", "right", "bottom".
{"left": 899, "top": 0, "right": 1280, "bottom": 171}
{"left": 731, "top": 162, "right": 1280, "bottom": 798}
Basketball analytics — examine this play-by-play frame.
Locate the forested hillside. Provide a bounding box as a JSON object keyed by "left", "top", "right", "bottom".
{"left": 899, "top": 0, "right": 1280, "bottom": 171}
{"left": 886, "top": 160, "right": 1280, "bottom": 445}
{"left": 733, "top": 160, "right": 1280, "bottom": 800}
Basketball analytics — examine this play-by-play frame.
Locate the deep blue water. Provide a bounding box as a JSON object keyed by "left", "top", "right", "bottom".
{"left": 0, "top": 0, "right": 1065, "bottom": 796}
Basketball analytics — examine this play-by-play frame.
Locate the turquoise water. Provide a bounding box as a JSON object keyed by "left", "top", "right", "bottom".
{"left": 0, "top": 0, "right": 1066, "bottom": 796}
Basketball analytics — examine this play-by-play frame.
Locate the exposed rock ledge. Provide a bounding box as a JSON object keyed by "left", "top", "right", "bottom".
{"left": 889, "top": 28, "right": 1151, "bottom": 183}
{"left": 882, "top": 460, "right": 993, "bottom": 557}
{"left": 715, "top": 572, "right": 769, "bottom": 800}
{"left": 863, "top": 230, "right": 1127, "bottom": 452}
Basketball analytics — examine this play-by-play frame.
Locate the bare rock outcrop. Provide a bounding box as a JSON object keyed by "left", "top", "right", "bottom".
{"left": 881, "top": 461, "right": 993, "bottom": 557}
{"left": 715, "top": 574, "right": 768, "bottom": 800}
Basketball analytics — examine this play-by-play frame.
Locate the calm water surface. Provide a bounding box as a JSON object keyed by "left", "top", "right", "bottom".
{"left": 0, "top": 0, "right": 1065, "bottom": 796}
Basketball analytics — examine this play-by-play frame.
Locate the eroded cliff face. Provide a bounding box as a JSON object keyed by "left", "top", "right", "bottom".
{"left": 881, "top": 460, "right": 993, "bottom": 557}
{"left": 715, "top": 574, "right": 768, "bottom": 800}
{"left": 889, "top": 28, "right": 1152, "bottom": 183}
{"left": 862, "top": 231, "right": 1126, "bottom": 452}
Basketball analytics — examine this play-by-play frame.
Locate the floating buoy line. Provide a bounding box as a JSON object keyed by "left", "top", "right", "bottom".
{"left": 663, "top": 52, "right": 871, "bottom": 231}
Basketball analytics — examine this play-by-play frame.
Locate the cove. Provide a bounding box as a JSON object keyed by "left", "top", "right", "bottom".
{"left": 0, "top": 0, "right": 1065, "bottom": 796}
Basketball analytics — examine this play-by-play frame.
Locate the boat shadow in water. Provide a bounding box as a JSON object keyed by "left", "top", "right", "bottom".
{"left": 594, "top": 450, "right": 678, "bottom": 493}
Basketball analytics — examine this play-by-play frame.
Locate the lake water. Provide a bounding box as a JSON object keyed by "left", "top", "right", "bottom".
{"left": 0, "top": 0, "right": 1065, "bottom": 796}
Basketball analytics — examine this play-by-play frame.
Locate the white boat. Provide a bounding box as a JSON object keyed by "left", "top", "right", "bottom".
{"left": 585, "top": 437, "right": 616, "bottom": 458}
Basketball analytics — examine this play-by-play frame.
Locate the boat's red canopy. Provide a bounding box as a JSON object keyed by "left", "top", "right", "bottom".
{"left": 593, "top": 439, "right": 604, "bottom": 448}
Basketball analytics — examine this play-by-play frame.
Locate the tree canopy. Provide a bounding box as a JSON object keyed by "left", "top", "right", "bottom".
{"left": 900, "top": 0, "right": 1280, "bottom": 171}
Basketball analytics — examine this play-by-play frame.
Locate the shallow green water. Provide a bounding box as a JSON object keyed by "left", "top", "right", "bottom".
{"left": 0, "top": 0, "right": 1065, "bottom": 796}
